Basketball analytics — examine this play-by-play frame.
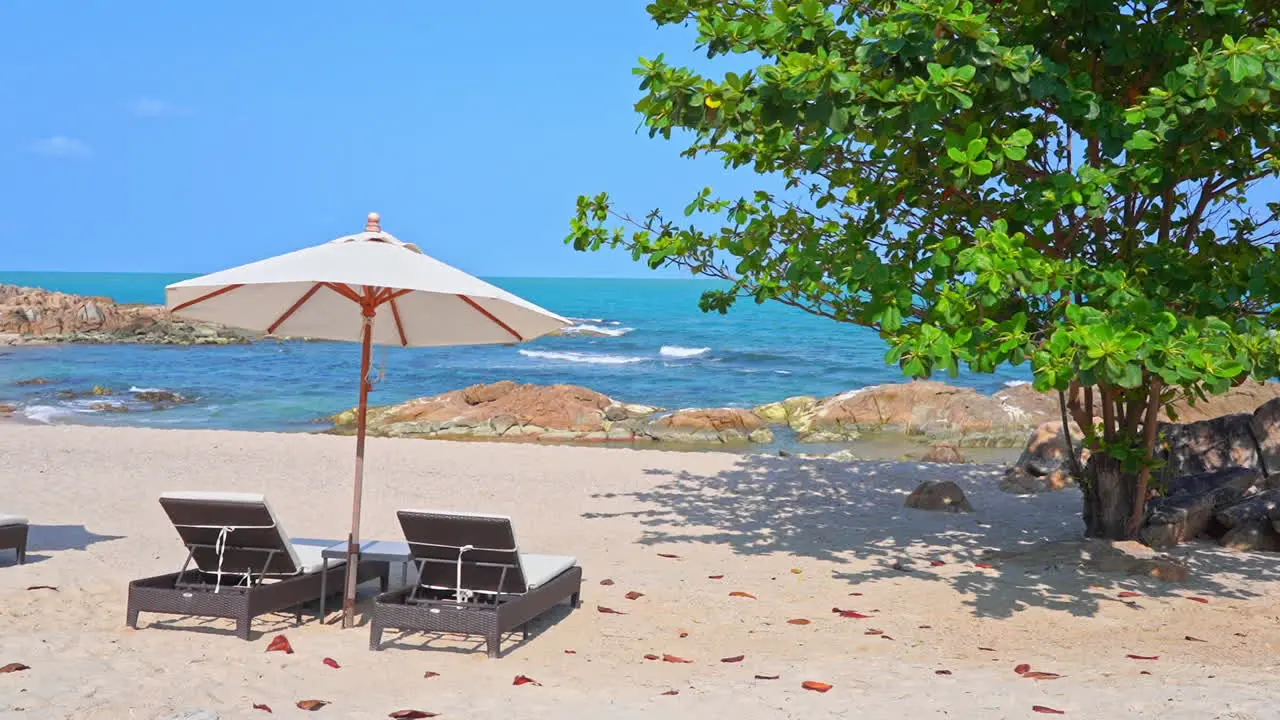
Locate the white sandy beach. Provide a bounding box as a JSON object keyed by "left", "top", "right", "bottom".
{"left": 2, "top": 425, "right": 1279, "bottom": 719}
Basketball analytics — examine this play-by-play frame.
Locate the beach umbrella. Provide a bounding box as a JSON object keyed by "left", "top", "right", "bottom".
{"left": 165, "top": 212, "right": 568, "bottom": 628}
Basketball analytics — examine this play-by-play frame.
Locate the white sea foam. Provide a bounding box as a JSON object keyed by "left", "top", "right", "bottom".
{"left": 23, "top": 405, "right": 69, "bottom": 424}
{"left": 659, "top": 345, "right": 710, "bottom": 359}
{"left": 560, "top": 324, "right": 634, "bottom": 338}
{"left": 1003, "top": 380, "right": 1032, "bottom": 388}
{"left": 518, "top": 349, "right": 647, "bottom": 365}
{"left": 128, "top": 386, "right": 165, "bottom": 393}
{"left": 774, "top": 370, "right": 792, "bottom": 375}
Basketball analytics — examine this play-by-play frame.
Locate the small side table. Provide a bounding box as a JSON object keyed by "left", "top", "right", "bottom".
{"left": 319, "top": 540, "right": 413, "bottom": 623}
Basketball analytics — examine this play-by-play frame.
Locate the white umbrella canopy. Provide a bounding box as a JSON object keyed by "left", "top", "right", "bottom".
{"left": 165, "top": 213, "right": 569, "bottom": 628}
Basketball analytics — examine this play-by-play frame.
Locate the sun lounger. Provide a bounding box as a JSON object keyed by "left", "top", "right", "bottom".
{"left": 126, "top": 491, "right": 389, "bottom": 639}
{"left": 369, "top": 510, "right": 582, "bottom": 657}
{"left": 0, "top": 514, "right": 28, "bottom": 565}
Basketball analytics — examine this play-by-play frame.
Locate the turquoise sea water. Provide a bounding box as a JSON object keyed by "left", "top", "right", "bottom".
{"left": 0, "top": 271, "right": 1030, "bottom": 432}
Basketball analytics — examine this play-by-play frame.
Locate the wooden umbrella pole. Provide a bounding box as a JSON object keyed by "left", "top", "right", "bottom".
{"left": 341, "top": 306, "right": 376, "bottom": 628}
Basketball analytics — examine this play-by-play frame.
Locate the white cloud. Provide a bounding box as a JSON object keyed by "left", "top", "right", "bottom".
{"left": 29, "top": 136, "right": 93, "bottom": 158}
{"left": 130, "top": 97, "right": 190, "bottom": 118}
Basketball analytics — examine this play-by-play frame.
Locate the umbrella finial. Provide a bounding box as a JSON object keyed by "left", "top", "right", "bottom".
{"left": 365, "top": 212, "right": 382, "bottom": 232}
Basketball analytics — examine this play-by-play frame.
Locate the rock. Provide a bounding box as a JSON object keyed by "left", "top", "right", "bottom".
{"left": 1156, "top": 413, "right": 1262, "bottom": 482}
{"left": 1214, "top": 489, "right": 1280, "bottom": 530}
{"left": 999, "top": 467, "right": 1075, "bottom": 494}
{"left": 904, "top": 480, "right": 973, "bottom": 513}
{"left": 753, "top": 396, "right": 818, "bottom": 425}
{"left": 88, "top": 402, "right": 129, "bottom": 413}
{"left": 133, "top": 389, "right": 188, "bottom": 405}
{"left": 922, "top": 442, "right": 965, "bottom": 463}
{"left": 1140, "top": 468, "right": 1265, "bottom": 549}
{"left": 1250, "top": 396, "right": 1280, "bottom": 477}
{"left": 1013, "top": 420, "right": 1089, "bottom": 476}
{"left": 90, "top": 385, "right": 114, "bottom": 396}
{"left": 790, "top": 381, "right": 1052, "bottom": 445}
{"left": 0, "top": 403, "right": 15, "bottom": 415}
{"left": 14, "top": 377, "right": 53, "bottom": 385}
{"left": 644, "top": 408, "right": 773, "bottom": 444}
{"left": 0, "top": 283, "right": 252, "bottom": 345}
{"left": 1220, "top": 520, "right": 1280, "bottom": 552}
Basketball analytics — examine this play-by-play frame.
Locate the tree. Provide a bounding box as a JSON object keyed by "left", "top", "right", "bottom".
{"left": 568, "top": 0, "right": 1280, "bottom": 539}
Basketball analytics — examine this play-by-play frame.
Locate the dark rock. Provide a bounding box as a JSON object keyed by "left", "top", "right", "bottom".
{"left": 1250, "top": 397, "right": 1280, "bottom": 477}
{"left": 14, "top": 377, "right": 53, "bottom": 386}
{"left": 1220, "top": 520, "right": 1280, "bottom": 553}
{"left": 1156, "top": 414, "right": 1262, "bottom": 483}
{"left": 1011, "top": 420, "right": 1088, "bottom": 477}
{"left": 133, "top": 390, "right": 187, "bottom": 405}
{"left": 88, "top": 402, "right": 129, "bottom": 413}
{"left": 1141, "top": 468, "right": 1265, "bottom": 549}
{"left": 1214, "top": 489, "right": 1280, "bottom": 530}
{"left": 999, "top": 467, "right": 1074, "bottom": 494}
{"left": 904, "top": 480, "right": 973, "bottom": 513}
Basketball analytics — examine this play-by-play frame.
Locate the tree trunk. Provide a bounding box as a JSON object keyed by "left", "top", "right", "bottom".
{"left": 1082, "top": 453, "right": 1140, "bottom": 539}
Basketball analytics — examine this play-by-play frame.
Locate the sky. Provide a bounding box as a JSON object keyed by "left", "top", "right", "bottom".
{"left": 1, "top": 4, "right": 1275, "bottom": 277}
{"left": 0, "top": 2, "right": 759, "bottom": 277}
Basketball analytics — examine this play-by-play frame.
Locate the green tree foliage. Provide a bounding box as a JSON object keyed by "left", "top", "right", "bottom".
{"left": 568, "top": 0, "right": 1280, "bottom": 538}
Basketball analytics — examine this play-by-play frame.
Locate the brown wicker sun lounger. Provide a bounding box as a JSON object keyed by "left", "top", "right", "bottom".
{"left": 369, "top": 510, "right": 582, "bottom": 658}
{"left": 126, "top": 491, "right": 388, "bottom": 640}
{"left": 0, "top": 514, "right": 27, "bottom": 565}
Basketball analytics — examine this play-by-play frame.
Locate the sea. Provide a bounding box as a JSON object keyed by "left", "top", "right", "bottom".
{"left": 0, "top": 271, "right": 1031, "bottom": 436}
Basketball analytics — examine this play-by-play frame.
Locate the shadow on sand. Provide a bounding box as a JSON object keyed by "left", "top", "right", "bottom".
{"left": 585, "top": 455, "right": 1280, "bottom": 619}
{"left": 6, "top": 524, "right": 126, "bottom": 565}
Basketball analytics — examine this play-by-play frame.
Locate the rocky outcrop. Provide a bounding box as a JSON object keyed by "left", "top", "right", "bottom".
{"left": 1155, "top": 414, "right": 1261, "bottom": 483}
{"left": 0, "top": 284, "right": 251, "bottom": 345}
{"left": 785, "top": 381, "right": 1056, "bottom": 447}
{"left": 999, "top": 421, "right": 1088, "bottom": 494}
{"left": 327, "top": 381, "right": 768, "bottom": 446}
{"left": 1138, "top": 468, "right": 1280, "bottom": 551}
{"left": 752, "top": 396, "right": 818, "bottom": 425}
{"left": 904, "top": 480, "right": 973, "bottom": 513}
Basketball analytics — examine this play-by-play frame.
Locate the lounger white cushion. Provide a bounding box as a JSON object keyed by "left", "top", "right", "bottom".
{"left": 159, "top": 491, "right": 343, "bottom": 575}
{"left": 519, "top": 554, "right": 577, "bottom": 589}
{"left": 0, "top": 514, "right": 26, "bottom": 527}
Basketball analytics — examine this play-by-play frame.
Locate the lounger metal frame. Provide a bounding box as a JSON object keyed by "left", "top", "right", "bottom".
{"left": 368, "top": 510, "right": 582, "bottom": 658}
{"left": 0, "top": 523, "right": 26, "bottom": 565}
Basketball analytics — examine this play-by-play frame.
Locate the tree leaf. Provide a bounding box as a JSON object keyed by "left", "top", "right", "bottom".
{"left": 802, "top": 680, "right": 833, "bottom": 693}
{"left": 720, "top": 655, "right": 746, "bottom": 663}
{"left": 0, "top": 663, "right": 30, "bottom": 673}
{"left": 625, "top": 591, "right": 645, "bottom": 600}
{"left": 513, "top": 674, "right": 542, "bottom": 686}
{"left": 265, "top": 635, "right": 293, "bottom": 654}
{"left": 389, "top": 712, "right": 440, "bottom": 719}
{"left": 729, "top": 591, "right": 757, "bottom": 599}
{"left": 296, "top": 700, "right": 329, "bottom": 711}
{"left": 252, "top": 704, "right": 272, "bottom": 713}
{"left": 322, "top": 657, "right": 340, "bottom": 669}
{"left": 1032, "top": 707, "right": 1065, "bottom": 715}
{"left": 597, "top": 605, "right": 626, "bottom": 614}
{"left": 1126, "top": 130, "right": 1158, "bottom": 150}
{"left": 662, "top": 654, "right": 694, "bottom": 664}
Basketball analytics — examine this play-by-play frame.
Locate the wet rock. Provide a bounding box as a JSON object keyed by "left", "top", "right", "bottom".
{"left": 14, "top": 377, "right": 53, "bottom": 386}
{"left": 753, "top": 396, "right": 818, "bottom": 425}
{"left": 904, "top": 480, "right": 973, "bottom": 513}
{"left": 90, "top": 385, "right": 114, "bottom": 396}
{"left": 88, "top": 402, "right": 129, "bottom": 413}
{"left": 999, "top": 467, "right": 1074, "bottom": 494}
{"left": 133, "top": 389, "right": 189, "bottom": 405}
{"left": 922, "top": 442, "right": 965, "bottom": 463}
{"left": 643, "top": 408, "right": 773, "bottom": 444}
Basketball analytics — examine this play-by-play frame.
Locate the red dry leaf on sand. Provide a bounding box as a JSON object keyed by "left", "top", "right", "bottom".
{"left": 1140, "top": 671, "right": 1152, "bottom": 675}
{"left": 978, "top": 647, "right": 997, "bottom": 652}
{"left": 974, "top": 563, "right": 995, "bottom": 569}
{"left": 1185, "top": 636, "right": 1206, "bottom": 642}
{"left": 801, "top": 681, "right": 833, "bottom": 693}
{"left": 265, "top": 635, "right": 293, "bottom": 654}
{"left": 251, "top": 704, "right": 272, "bottom": 713}
{"left": 1014, "top": 664, "right": 1031, "bottom": 675}
{"left": 0, "top": 663, "right": 29, "bottom": 673}
{"left": 513, "top": 675, "right": 542, "bottom": 686}
{"left": 729, "top": 591, "right": 757, "bottom": 599}
{"left": 25, "top": 585, "right": 57, "bottom": 591}
{"left": 1117, "top": 591, "right": 1142, "bottom": 598}
{"left": 1126, "top": 654, "right": 1159, "bottom": 660}
{"left": 787, "top": 618, "right": 812, "bottom": 625}
{"left": 657, "top": 553, "right": 680, "bottom": 559}
{"left": 1032, "top": 706, "right": 1065, "bottom": 715}
{"left": 880, "top": 635, "right": 895, "bottom": 641}
{"left": 707, "top": 575, "right": 725, "bottom": 580}
{"left": 848, "top": 591, "right": 863, "bottom": 596}
{"left": 564, "top": 650, "right": 577, "bottom": 654}
{"left": 661, "top": 690, "right": 680, "bottom": 696}
{"left": 599, "top": 578, "right": 615, "bottom": 586}
{"left": 754, "top": 673, "right": 780, "bottom": 680}
{"left": 322, "top": 657, "right": 340, "bottom": 669}
{"left": 644, "top": 654, "right": 660, "bottom": 661}
{"left": 423, "top": 671, "right": 440, "bottom": 679}
{"left": 934, "top": 670, "right": 952, "bottom": 676}
{"left": 1187, "top": 596, "right": 1210, "bottom": 604}
{"left": 865, "top": 629, "right": 884, "bottom": 636}
{"left": 389, "top": 711, "right": 439, "bottom": 719}
{"left": 662, "top": 654, "right": 693, "bottom": 664}
{"left": 930, "top": 560, "right": 946, "bottom": 567}
{"left": 296, "top": 700, "right": 329, "bottom": 711}
{"left": 1023, "top": 672, "right": 1063, "bottom": 680}
{"left": 831, "top": 608, "right": 871, "bottom": 618}
{"left": 597, "top": 605, "right": 626, "bottom": 615}
{"left": 720, "top": 655, "right": 745, "bottom": 663}
{"left": 625, "top": 591, "right": 645, "bottom": 600}
{"left": 678, "top": 630, "right": 690, "bottom": 638}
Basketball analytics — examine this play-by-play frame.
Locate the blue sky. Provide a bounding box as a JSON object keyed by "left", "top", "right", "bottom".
{"left": 0, "top": 2, "right": 756, "bottom": 276}
{"left": 1, "top": 4, "right": 1275, "bottom": 277}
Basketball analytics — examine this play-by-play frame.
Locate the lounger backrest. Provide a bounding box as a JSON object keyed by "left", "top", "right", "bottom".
{"left": 160, "top": 492, "right": 303, "bottom": 576}
{"left": 398, "top": 510, "right": 528, "bottom": 594}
